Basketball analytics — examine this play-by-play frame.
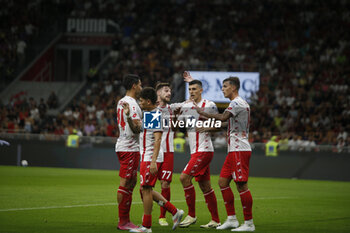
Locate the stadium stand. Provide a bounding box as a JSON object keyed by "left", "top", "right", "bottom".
{"left": 0, "top": 0, "right": 74, "bottom": 90}
{"left": 1, "top": 0, "right": 349, "bottom": 150}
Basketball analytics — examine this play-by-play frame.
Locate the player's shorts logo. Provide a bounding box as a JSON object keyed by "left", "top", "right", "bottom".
{"left": 143, "top": 110, "right": 161, "bottom": 129}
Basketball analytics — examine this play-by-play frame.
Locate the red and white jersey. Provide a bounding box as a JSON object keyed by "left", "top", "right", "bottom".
{"left": 179, "top": 99, "right": 218, "bottom": 154}
{"left": 225, "top": 96, "right": 251, "bottom": 152}
{"left": 140, "top": 108, "right": 164, "bottom": 162}
{"left": 115, "top": 96, "right": 142, "bottom": 152}
{"left": 158, "top": 102, "right": 183, "bottom": 153}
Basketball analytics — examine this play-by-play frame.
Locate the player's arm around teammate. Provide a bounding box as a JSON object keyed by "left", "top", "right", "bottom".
{"left": 176, "top": 80, "right": 221, "bottom": 229}
{"left": 195, "top": 77, "right": 255, "bottom": 231}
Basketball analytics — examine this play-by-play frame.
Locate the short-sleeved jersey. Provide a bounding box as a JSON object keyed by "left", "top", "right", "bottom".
{"left": 140, "top": 108, "right": 164, "bottom": 162}
{"left": 115, "top": 96, "right": 142, "bottom": 152}
{"left": 225, "top": 96, "right": 251, "bottom": 152}
{"left": 158, "top": 102, "right": 183, "bottom": 153}
{"left": 179, "top": 99, "right": 218, "bottom": 154}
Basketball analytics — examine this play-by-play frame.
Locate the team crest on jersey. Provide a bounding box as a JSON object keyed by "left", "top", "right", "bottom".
{"left": 143, "top": 110, "right": 161, "bottom": 129}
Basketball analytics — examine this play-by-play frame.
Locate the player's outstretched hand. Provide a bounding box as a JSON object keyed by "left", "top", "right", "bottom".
{"left": 183, "top": 71, "right": 194, "bottom": 83}
{"left": 122, "top": 102, "right": 130, "bottom": 116}
{"left": 150, "top": 161, "right": 158, "bottom": 175}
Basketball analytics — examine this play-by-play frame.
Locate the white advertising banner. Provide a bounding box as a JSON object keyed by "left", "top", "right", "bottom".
{"left": 185, "top": 71, "right": 260, "bottom": 103}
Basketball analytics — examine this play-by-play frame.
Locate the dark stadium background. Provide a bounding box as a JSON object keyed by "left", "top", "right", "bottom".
{"left": 1, "top": 1, "right": 349, "bottom": 180}
{"left": 0, "top": 1, "right": 350, "bottom": 233}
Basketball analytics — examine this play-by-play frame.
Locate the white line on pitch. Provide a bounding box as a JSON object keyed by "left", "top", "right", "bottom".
{"left": 0, "top": 196, "right": 292, "bottom": 212}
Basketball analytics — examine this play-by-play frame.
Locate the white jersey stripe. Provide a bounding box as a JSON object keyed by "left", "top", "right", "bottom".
{"left": 141, "top": 129, "right": 147, "bottom": 162}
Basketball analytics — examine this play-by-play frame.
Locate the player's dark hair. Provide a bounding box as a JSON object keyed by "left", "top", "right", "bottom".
{"left": 223, "top": 77, "right": 240, "bottom": 90}
{"left": 123, "top": 74, "right": 140, "bottom": 91}
{"left": 155, "top": 82, "right": 171, "bottom": 92}
{"left": 189, "top": 80, "right": 202, "bottom": 88}
{"left": 140, "top": 87, "right": 157, "bottom": 105}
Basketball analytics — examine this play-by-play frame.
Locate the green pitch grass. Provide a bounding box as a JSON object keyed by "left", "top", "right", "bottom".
{"left": 0, "top": 166, "right": 349, "bottom": 233}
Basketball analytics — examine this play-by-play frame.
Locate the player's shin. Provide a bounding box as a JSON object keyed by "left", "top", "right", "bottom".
{"left": 139, "top": 188, "right": 143, "bottom": 201}
{"left": 142, "top": 187, "right": 153, "bottom": 228}
{"left": 160, "top": 187, "right": 170, "bottom": 218}
{"left": 239, "top": 189, "right": 253, "bottom": 220}
{"left": 153, "top": 190, "right": 177, "bottom": 215}
{"left": 126, "top": 189, "right": 133, "bottom": 215}
{"left": 221, "top": 186, "right": 236, "bottom": 216}
{"left": 117, "top": 186, "right": 131, "bottom": 224}
{"left": 204, "top": 189, "right": 220, "bottom": 223}
{"left": 183, "top": 184, "right": 196, "bottom": 218}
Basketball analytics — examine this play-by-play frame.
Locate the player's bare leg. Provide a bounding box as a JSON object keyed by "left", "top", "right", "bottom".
{"left": 117, "top": 176, "right": 136, "bottom": 203}
{"left": 117, "top": 176, "right": 138, "bottom": 230}
{"left": 179, "top": 173, "right": 197, "bottom": 227}
{"left": 232, "top": 182, "right": 255, "bottom": 232}
{"left": 118, "top": 176, "right": 136, "bottom": 202}
{"left": 159, "top": 180, "right": 171, "bottom": 226}
{"left": 217, "top": 177, "right": 239, "bottom": 230}
{"left": 130, "top": 186, "right": 153, "bottom": 232}
{"left": 142, "top": 187, "right": 153, "bottom": 215}
{"left": 131, "top": 186, "right": 184, "bottom": 232}
{"left": 198, "top": 180, "right": 220, "bottom": 228}
{"left": 180, "top": 172, "right": 192, "bottom": 187}
{"left": 198, "top": 179, "right": 211, "bottom": 193}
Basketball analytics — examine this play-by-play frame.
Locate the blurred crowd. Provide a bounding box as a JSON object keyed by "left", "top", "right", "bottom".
{"left": 1, "top": 0, "right": 349, "bottom": 150}
{"left": 59, "top": 78, "right": 120, "bottom": 138}
{"left": 0, "top": 91, "right": 59, "bottom": 134}
{"left": 0, "top": 0, "right": 74, "bottom": 85}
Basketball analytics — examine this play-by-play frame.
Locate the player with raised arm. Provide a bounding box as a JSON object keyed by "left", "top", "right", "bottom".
{"left": 115, "top": 74, "right": 143, "bottom": 230}
{"left": 194, "top": 76, "right": 255, "bottom": 232}
{"left": 155, "top": 82, "right": 183, "bottom": 226}
{"left": 125, "top": 87, "right": 184, "bottom": 233}
{"left": 176, "top": 79, "right": 221, "bottom": 229}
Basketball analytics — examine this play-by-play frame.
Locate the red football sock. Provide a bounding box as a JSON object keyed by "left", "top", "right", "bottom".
{"left": 163, "top": 201, "right": 177, "bottom": 216}
{"left": 118, "top": 186, "right": 130, "bottom": 224}
{"left": 160, "top": 187, "right": 171, "bottom": 218}
{"left": 204, "top": 189, "right": 220, "bottom": 223}
{"left": 221, "top": 186, "right": 236, "bottom": 216}
{"left": 240, "top": 189, "right": 253, "bottom": 220}
{"left": 142, "top": 214, "right": 152, "bottom": 228}
{"left": 184, "top": 184, "right": 196, "bottom": 218}
{"left": 127, "top": 189, "right": 133, "bottom": 217}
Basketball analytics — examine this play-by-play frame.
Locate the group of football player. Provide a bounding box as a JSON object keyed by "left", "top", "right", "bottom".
{"left": 115, "top": 72, "right": 255, "bottom": 232}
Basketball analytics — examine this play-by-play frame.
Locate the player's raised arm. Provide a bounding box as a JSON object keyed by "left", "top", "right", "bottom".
{"left": 183, "top": 71, "right": 194, "bottom": 83}
{"left": 122, "top": 102, "right": 142, "bottom": 134}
